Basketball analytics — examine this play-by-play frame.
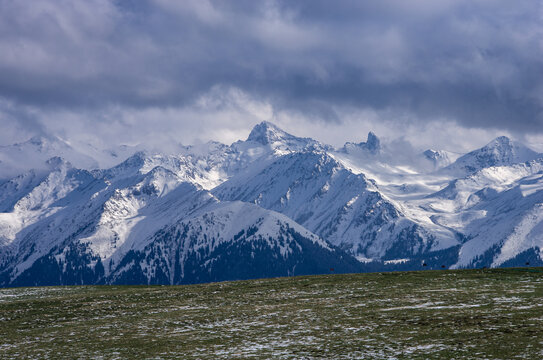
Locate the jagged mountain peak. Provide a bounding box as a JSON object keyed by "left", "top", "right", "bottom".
{"left": 423, "top": 149, "right": 442, "bottom": 159}
{"left": 0, "top": 134, "right": 99, "bottom": 178}
{"left": 13, "top": 135, "right": 78, "bottom": 155}
{"left": 109, "top": 151, "right": 148, "bottom": 172}
{"left": 45, "top": 156, "right": 72, "bottom": 170}
{"left": 3, "top": 123, "right": 543, "bottom": 287}
{"left": 247, "top": 121, "right": 288, "bottom": 145}
{"left": 246, "top": 121, "right": 314, "bottom": 147}
{"left": 481, "top": 136, "right": 518, "bottom": 153}
{"left": 113, "top": 151, "right": 184, "bottom": 171}
{"left": 366, "top": 132, "right": 380, "bottom": 151}
{"left": 423, "top": 149, "right": 457, "bottom": 169}
{"left": 445, "top": 136, "right": 541, "bottom": 174}
{"left": 100, "top": 150, "right": 178, "bottom": 182}
{"left": 342, "top": 131, "right": 381, "bottom": 155}
{"left": 474, "top": 136, "right": 535, "bottom": 157}
{"left": 495, "top": 135, "right": 511, "bottom": 142}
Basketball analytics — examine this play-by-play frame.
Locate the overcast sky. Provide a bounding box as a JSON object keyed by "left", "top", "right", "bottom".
{"left": 0, "top": 0, "right": 542, "bottom": 151}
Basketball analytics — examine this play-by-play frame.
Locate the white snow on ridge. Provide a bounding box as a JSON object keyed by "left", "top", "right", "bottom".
{"left": 492, "top": 204, "right": 543, "bottom": 267}
{"left": 1, "top": 121, "right": 543, "bottom": 283}
{"left": 179, "top": 200, "right": 330, "bottom": 256}
{"left": 0, "top": 136, "right": 99, "bottom": 178}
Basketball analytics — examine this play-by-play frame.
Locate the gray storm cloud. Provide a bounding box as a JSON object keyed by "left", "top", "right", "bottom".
{"left": 0, "top": 0, "right": 541, "bottom": 149}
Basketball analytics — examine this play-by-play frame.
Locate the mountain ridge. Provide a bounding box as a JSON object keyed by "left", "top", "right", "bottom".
{"left": 1, "top": 122, "right": 542, "bottom": 286}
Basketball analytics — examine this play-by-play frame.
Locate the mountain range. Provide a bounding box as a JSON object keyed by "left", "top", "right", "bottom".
{"left": 1, "top": 121, "right": 542, "bottom": 286}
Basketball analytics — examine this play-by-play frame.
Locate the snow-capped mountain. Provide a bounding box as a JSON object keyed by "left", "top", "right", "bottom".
{"left": 0, "top": 137, "right": 359, "bottom": 286}
{"left": 445, "top": 136, "right": 542, "bottom": 175}
{"left": 1, "top": 122, "right": 542, "bottom": 286}
{"left": 423, "top": 149, "right": 459, "bottom": 169}
{"left": 245, "top": 121, "right": 319, "bottom": 150}
{"left": 424, "top": 159, "right": 543, "bottom": 268}
{"left": 342, "top": 132, "right": 381, "bottom": 155}
{"left": 213, "top": 150, "right": 458, "bottom": 260}
{"left": 0, "top": 135, "right": 99, "bottom": 178}
{"left": 0, "top": 134, "right": 154, "bottom": 180}
{"left": 108, "top": 201, "right": 361, "bottom": 285}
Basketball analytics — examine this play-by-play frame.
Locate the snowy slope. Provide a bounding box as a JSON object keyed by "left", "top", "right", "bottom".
{"left": 451, "top": 174, "right": 543, "bottom": 269}
{"left": 1, "top": 176, "right": 361, "bottom": 286}
{"left": 0, "top": 136, "right": 99, "bottom": 178}
{"left": 421, "top": 160, "right": 543, "bottom": 268}
{"left": 109, "top": 201, "right": 361, "bottom": 285}
{"left": 1, "top": 121, "right": 542, "bottom": 286}
{"left": 423, "top": 149, "right": 460, "bottom": 169}
{"left": 0, "top": 145, "right": 361, "bottom": 286}
{"left": 0, "top": 155, "right": 215, "bottom": 285}
{"left": 214, "top": 150, "right": 459, "bottom": 259}
{"left": 445, "top": 136, "right": 542, "bottom": 175}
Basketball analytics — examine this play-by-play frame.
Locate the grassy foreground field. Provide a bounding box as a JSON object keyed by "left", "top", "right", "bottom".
{"left": 0, "top": 269, "right": 542, "bottom": 359}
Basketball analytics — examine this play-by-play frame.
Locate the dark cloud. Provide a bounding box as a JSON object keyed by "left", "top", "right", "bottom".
{"left": 0, "top": 0, "right": 542, "bottom": 146}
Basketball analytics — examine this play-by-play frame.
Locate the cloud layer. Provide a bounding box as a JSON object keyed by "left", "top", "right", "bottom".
{"left": 0, "top": 0, "right": 542, "bottom": 150}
